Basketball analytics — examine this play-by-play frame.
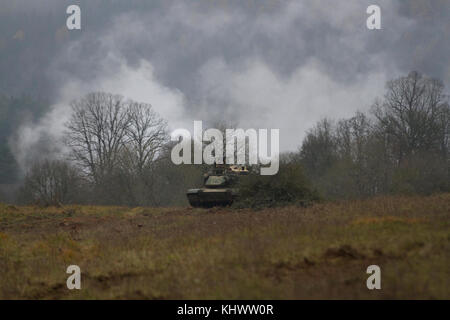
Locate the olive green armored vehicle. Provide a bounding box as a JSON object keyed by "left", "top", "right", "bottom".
{"left": 186, "top": 164, "right": 249, "bottom": 208}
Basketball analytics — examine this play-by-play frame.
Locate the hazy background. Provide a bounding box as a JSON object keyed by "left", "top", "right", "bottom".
{"left": 0, "top": 0, "right": 449, "bottom": 188}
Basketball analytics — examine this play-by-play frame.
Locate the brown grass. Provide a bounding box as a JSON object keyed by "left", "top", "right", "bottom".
{"left": 0, "top": 193, "right": 449, "bottom": 299}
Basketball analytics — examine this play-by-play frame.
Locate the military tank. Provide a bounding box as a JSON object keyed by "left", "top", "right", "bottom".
{"left": 186, "top": 164, "right": 249, "bottom": 208}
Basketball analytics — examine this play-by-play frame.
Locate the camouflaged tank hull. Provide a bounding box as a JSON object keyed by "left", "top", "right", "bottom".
{"left": 186, "top": 188, "right": 238, "bottom": 208}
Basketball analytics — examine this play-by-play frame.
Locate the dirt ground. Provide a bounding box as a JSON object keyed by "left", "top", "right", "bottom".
{"left": 0, "top": 193, "right": 449, "bottom": 299}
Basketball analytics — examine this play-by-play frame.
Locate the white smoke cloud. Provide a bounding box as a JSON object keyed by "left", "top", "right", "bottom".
{"left": 11, "top": 54, "right": 189, "bottom": 171}
{"left": 10, "top": 0, "right": 409, "bottom": 170}
{"left": 60, "top": 56, "right": 188, "bottom": 130}
{"left": 195, "top": 57, "right": 390, "bottom": 151}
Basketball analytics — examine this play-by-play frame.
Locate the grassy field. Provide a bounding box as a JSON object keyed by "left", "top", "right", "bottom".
{"left": 0, "top": 193, "right": 449, "bottom": 299}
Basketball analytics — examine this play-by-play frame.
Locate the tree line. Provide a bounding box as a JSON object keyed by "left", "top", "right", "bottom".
{"left": 18, "top": 92, "right": 203, "bottom": 206}
{"left": 298, "top": 71, "right": 449, "bottom": 199}
{"left": 12, "top": 71, "right": 450, "bottom": 206}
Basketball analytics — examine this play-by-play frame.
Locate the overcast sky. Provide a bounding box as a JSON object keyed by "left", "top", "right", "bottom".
{"left": 1, "top": 0, "right": 449, "bottom": 162}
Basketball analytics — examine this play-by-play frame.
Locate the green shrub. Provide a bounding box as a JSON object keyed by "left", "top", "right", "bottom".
{"left": 234, "top": 162, "right": 321, "bottom": 209}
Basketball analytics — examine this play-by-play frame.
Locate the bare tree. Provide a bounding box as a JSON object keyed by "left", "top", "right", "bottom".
{"left": 299, "top": 118, "right": 337, "bottom": 178}
{"left": 118, "top": 102, "right": 168, "bottom": 205}
{"left": 65, "top": 92, "right": 130, "bottom": 183}
{"left": 372, "top": 71, "right": 449, "bottom": 162}
{"left": 121, "top": 102, "right": 168, "bottom": 172}
{"left": 65, "top": 92, "right": 169, "bottom": 205}
{"left": 19, "top": 159, "right": 80, "bottom": 206}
